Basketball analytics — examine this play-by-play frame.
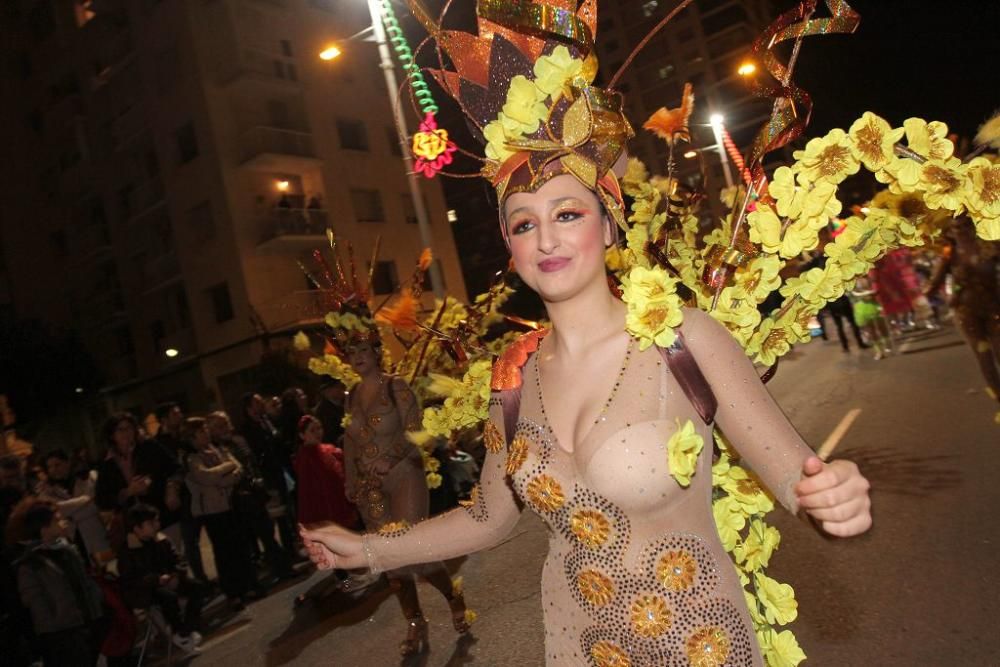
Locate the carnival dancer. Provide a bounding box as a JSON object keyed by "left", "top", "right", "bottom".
{"left": 299, "top": 3, "right": 873, "bottom": 664}
{"left": 334, "top": 317, "right": 470, "bottom": 655}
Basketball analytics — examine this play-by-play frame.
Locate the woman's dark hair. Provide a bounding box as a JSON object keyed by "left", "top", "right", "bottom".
{"left": 126, "top": 503, "right": 160, "bottom": 532}
{"left": 154, "top": 401, "right": 180, "bottom": 421}
{"left": 43, "top": 449, "right": 69, "bottom": 466}
{"left": 101, "top": 412, "right": 139, "bottom": 449}
{"left": 22, "top": 499, "right": 58, "bottom": 540}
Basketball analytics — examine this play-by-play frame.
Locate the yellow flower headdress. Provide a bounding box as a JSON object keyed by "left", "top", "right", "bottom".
{"left": 404, "top": 0, "right": 634, "bottom": 239}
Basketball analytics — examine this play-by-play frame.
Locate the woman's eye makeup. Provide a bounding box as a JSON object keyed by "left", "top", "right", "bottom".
{"left": 509, "top": 218, "right": 535, "bottom": 234}
{"left": 554, "top": 207, "right": 587, "bottom": 222}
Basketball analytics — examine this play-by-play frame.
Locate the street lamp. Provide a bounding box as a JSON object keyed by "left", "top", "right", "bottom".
{"left": 164, "top": 348, "right": 179, "bottom": 358}
{"left": 320, "top": 1, "right": 445, "bottom": 297}
{"left": 737, "top": 61, "right": 756, "bottom": 77}
{"left": 708, "top": 113, "right": 735, "bottom": 189}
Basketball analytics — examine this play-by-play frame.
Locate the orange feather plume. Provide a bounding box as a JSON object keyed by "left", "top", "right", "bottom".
{"left": 374, "top": 287, "right": 420, "bottom": 331}
{"left": 418, "top": 248, "right": 433, "bottom": 271}
{"left": 643, "top": 83, "right": 694, "bottom": 145}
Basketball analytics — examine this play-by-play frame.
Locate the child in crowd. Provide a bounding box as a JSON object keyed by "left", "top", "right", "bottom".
{"left": 14, "top": 499, "right": 104, "bottom": 666}
{"left": 853, "top": 276, "right": 895, "bottom": 360}
{"left": 116, "top": 503, "right": 205, "bottom": 654}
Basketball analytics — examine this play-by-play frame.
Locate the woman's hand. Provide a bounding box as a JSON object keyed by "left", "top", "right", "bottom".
{"left": 795, "top": 456, "right": 872, "bottom": 537}
{"left": 299, "top": 523, "right": 367, "bottom": 570}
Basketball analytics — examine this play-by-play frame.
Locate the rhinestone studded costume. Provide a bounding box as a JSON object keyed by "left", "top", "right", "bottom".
{"left": 363, "top": 309, "right": 813, "bottom": 665}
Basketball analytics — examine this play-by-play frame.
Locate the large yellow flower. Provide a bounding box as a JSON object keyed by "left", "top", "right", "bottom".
{"left": 779, "top": 265, "right": 846, "bottom": 306}
{"left": 570, "top": 508, "right": 612, "bottom": 549}
{"left": 965, "top": 157, "right": 1000, "bottom": 219}
{"left": 768, "top": 166, "right": 806, "bottom": 218}
{"left": 734, "top": 255, "right": 782, "bottom": 303}
{"left": 483, "top": 116, "right": 515, "bottom": 162}
{"left": 733, "top": 519, "right": 780, "bottom": 572}
{"left": 848, "top": 112, "right": 904, "bottom": 171}
{"left": 795, "top": 128, "right": 860, "bottom": 184}
{"left": 755, "top": 572, "right": 798, "bottom": 625}
{"left": 712, "top": 496, "right": 746, "bottom": 552}
{"left": 748, "top": 208, "right": 820, "bottom": 259}
{"left": 710, "top": 287, "right": 762, "bottom": 346}
{"left": 719, "top": 466, "right": 774, "bottom": 515}
{"left": 684, "top": 626, "right": 731, "bottom": 667}
{"left": 878, "top": 155, "right": 922, "bottom": 194}
{"left": 903, "top": 117, "right": 954, "bottom": 161}
{"left": 502, "top": 75, "right": 548, "bottom": 134}
{"left": 621, "top": 266, "right": 684, "bottom": 350}
{"left": 748, "top": 317, "right": 794, "bottom": 366}
{"left": 667, "top": 419, "right": 703, "bottom": 487}
{"left": 630, "top": 594, "right": 673, "bottom": 638}
{"left": 532, "top": 45, "right": 585, "bottom": 99}
{"left": 823, "top": 240, "right": 868, "bottom": 279}
{"left": 798, "top": 180, "right": 842, "bottom": 229}
{"left": 759, "top": 629, "right": 807, "bottom": 667}
{"left": 920, "top": 157, "right": 969, "bottom": 212}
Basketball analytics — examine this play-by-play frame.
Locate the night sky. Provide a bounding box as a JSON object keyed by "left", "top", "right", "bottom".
{"left": 774, "top": 0, "right": 1000, "bottom": 139}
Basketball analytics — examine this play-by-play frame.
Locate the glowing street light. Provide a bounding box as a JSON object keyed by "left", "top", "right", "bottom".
{"left": 737, "top": 61, "right": 756, "bottom": 76}
{"left": 164, "top": 348, "right": 179, "bottom": 358}
{"left": 319, "top": 45, "right": 342, "bottom": 61}
{"left": 275, "top": 180, "right": 290, "bottom": 192}
{"left": 708, "top": 114, "right": 734, "bottom": 189}
{"left": 683, "top": 150, "right": 698, "bottom": 159}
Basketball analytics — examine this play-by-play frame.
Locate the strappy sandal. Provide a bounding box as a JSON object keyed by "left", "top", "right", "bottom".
{"left": 448, "top": 593, "right": 471, "bottom": 634}
{"left": 399, "top": 615, "right": 429, "bottom": 656}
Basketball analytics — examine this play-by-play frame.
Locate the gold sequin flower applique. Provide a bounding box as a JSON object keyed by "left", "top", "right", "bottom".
{"left": 483, "top": 420, "right": 504, "bottom": 454}
{"left": 630, "top": 594, "right": 673, "bottom": 638}
{"left": 377, "top": 520, "right": 410, "bottom": 537}
{"left": 590, "top": 640, "right": 631, "bottom": 667}
{"left": 576, "top": 569, "right": 615, "bottom": 607}
{"left": 526, "top": 475, "right": 565, "bottom": 513}
{"left": 570, "top": 509, "right": 611, "bottom": 549}
{"left": 684, "top": 626, "right": 731, "bottom": 667}
{"left": 505, "top": 434, "right": 529, "bottom": 475}
{"left": 656, "top": 549, "right": 697, "bottom": 592}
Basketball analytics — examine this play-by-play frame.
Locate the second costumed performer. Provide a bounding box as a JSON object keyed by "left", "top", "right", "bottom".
{"left": 303, "top": 1, "right": 873, "bottom": 665}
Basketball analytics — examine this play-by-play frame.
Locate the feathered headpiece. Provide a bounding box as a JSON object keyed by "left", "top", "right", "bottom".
{"left": 405, "top": 0, "right": 634, "bottom": 238}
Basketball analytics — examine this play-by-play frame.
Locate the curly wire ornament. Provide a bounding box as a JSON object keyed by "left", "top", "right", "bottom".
{"left": 379, "top": 0, "right": 438, "bottom": 115}
{"left": 609, "top": 0, "right": 697, "bottom": 89}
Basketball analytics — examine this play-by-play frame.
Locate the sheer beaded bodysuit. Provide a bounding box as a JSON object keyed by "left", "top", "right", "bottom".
{"left": 363, "top": 310, "right": 813, "bottom": 666}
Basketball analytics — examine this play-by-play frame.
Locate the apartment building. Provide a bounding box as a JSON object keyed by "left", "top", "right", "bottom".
{"left": 597, "top": 0, "right": 774, "bottom": 201}
{"left": 0, "top": 0, "right": 466, "bottom": 416}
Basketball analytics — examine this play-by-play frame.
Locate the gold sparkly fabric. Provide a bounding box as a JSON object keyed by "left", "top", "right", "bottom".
{"left": 363, "top": 309, "right": 814, "bottom": 665}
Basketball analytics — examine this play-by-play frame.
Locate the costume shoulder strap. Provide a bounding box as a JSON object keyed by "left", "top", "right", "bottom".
{"left": 656, "top": 331, "right": 717, "bottom": 425}
{"left": 490, "top": 329, "right": 549, "bottom": 447}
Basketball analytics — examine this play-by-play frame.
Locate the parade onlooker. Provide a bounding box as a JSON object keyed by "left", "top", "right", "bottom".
{"left": 313, "top": 380, "right": 347, "bottom": 445}
{"left": 153, "top": 402, "right": 208, "bottom": 583}
{"left": 279, "top": 387, "right": 309, "bottom": 453}
{"left": 184, "top": 418, "right": 257, "bottom": 609}
{"left": 240, "top": 393, "right": 297, "bottom": 558}
{"left": 206, "top": 411, "right": 293, "bottom": 582}
{"left": 0, "top": 454, "right": 26, "bottom": 536}
{"left": 14, "top": 499, "right": 104, "bottom": 667}
{"left": 117, "top": 504, "right": 204, "bottom": 654}
{"left": 35, "top": 449, "right": 109, "bottom": 561}
{"left": 293, "top": 415, "right": 358, "bottom": 529}
{"left": 95, "top": 413, "right": 182, "bottom": 552}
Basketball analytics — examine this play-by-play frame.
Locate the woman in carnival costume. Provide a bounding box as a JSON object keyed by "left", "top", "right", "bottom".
{"left": 323, "top": 302, "right": 471, "bottom": 655}
{"left": 301, "top": 0, "right": 1000, "bottom": 664}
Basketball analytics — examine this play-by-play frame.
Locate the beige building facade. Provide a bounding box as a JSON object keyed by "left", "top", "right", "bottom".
{"left": 0, "top": 0, "right": 465, "bottom": 417}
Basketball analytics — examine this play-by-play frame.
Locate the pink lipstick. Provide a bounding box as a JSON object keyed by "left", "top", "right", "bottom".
{"left": 538, "top": 257, "right": 570, "bottom": 273}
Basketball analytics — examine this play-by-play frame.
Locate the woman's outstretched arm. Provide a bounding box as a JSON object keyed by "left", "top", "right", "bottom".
{"left": 301, "top": 399, "right": 523, "bottom": 571}
{"left": 682, "top": 307, "right": 872, "bottom": 537}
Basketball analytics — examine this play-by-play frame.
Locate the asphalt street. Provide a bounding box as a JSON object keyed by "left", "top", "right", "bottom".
{"left": 179, "top": 323, "right": 1000, "bottom": 667}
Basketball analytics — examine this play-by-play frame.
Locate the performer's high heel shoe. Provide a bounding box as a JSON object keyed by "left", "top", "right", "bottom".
{"left": 399, "top": 616, "right": 429, "bottom": 656}
{"left": 448, "top": 593, "right": 470, "bottom": 634}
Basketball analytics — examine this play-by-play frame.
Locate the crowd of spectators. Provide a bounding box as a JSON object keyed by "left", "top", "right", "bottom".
{"left": 0, "top": 379, "right": 352, "bottom": 666}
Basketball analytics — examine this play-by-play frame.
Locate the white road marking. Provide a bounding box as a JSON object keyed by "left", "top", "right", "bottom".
{"left": 817, "top": 408, "right": 862, "bottom": 461}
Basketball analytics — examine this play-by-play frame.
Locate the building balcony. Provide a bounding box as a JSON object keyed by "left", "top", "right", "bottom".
{"left": 218, "top": 47, "right": 300, "bottom": 89}
{"left": 141, "top": 252, "right": 182, "bottom": 293}
{"left": 255, "top": 290, "right": 338, "bottom": 333}
{"left": 238, "top": 126, "right": 320, "bottom": 172}
{"left": 256, "top": 207, "right": 330, "bottom": 254}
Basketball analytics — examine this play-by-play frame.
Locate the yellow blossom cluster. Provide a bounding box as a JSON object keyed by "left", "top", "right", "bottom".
{"left": 307, "top": 354, "right": 361, "bottom": 389}
{"left": 420, "top": 360, "right": 493, "bottom": 439}
{"left": 620, "top": 265, "right": 685, "bottom": 350}
{"left": 483, "top": 46, "right": 588, "bottom": 163}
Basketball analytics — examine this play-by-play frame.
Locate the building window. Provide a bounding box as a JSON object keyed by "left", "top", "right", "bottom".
{"left": 370, "top": 260, "right": 398, "bottom": 295}
{"left": 386, "top": 126, "right": 402, "bottom": 156}
{"left": 350, "top": 188, "right": 384, "bottom": 222}
{"left": 401, "top": 193, "right": 417, "bottom": 224}
{"left": 114, "top": 325, "right": 134, "bottom": 355}
{"left": 150, "top": 320, "right": 166, "bottom": 353}
{"left": 175, "top": 122, "right": 198, "bottom": 164}
{"left": 207, "top": 282, "right": 234, "bottom": 323}
{"left": 642, "top": 1, "right": 659, "bottom": 18}
{"left": 337, "top": 119, "right": 369, "bottom": 151}
{"left": 280, "top": 39, "right": 293, "bottom": 57}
